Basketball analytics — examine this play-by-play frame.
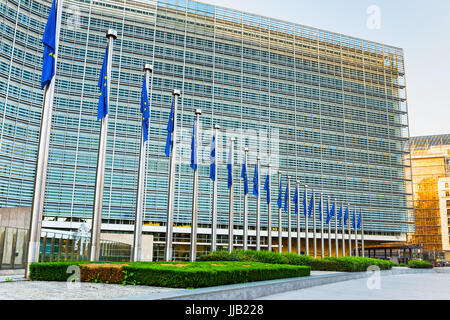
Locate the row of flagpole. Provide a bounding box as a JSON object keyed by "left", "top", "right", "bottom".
{"left": 162, "top": 85, "right": 366, "bottom": 260}
{"left": 26, "top": 0, "right": 367, "bottom": 275}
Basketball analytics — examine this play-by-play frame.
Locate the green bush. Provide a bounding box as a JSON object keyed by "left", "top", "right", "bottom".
{"left": 199, "top": 250, "right": 395, "bottom": 273}
{"left": 408, "top": 260, "right": 433, "bottom": 269}
{"left": 281, "top": 253, "right": 314, "bottom": 266}
{"left": 29, "top": 261, "right": 311, "bottom": 288}
{"left": 313, "top": 256, "right": 396, "bottom": 272}
{"left": 198, "top": 250, "right": 242, "bottom": 262}
{"left": 123, "top": 261, "right": 310, "bottom": 288}
{"left": 29, "top": 261, "right": 82, "bottom": 281}
{"left": 233, "top": 250, "right": 289, "bottom": 264}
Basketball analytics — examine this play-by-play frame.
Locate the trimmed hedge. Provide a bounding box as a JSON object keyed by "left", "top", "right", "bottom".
{"left": 199, "top": 250, "right": 395, "bottom": 272}
{"left": 29, "top": 261, "right": 82, "bottom": 281}
{"left": 408, "top": 260, "right": 433, "bottom": 269}
{"left": 123, "top": 261, "right": 310, "bottom": 288}
{"left": 29, "top": 261, "right": 311, "bottom": 288}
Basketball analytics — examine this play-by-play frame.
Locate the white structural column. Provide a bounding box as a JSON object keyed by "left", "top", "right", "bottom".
{"left": 313, "top": 190, "right": 317, "bottom": 259}
{"left": 327, "top": 196, "right": 331, "bottom": 257}
{"left": 164, "top": 89, "right": 181, "bottom": 261}
{"left": 132, "top": 63, "right": 153, "bottom": 262}
{"left": 348, "top": 203, "right": 352, "bottom": 256}
{"left": 278, "top": 171, "right": 282, "bottom": 253}
{"left": 243, "top": 147, "right": 249, "bottom": 250}
{"left": 320, "top": 193, "right": 324, "bottom": 259}
{"left": 228, "top": 137, "right": 235, "bottom": 254}
{"left": 190, "top": 109, "right": 201, "bottom": 262}
{"left": 26, "top": 0, "right": 64, "bottom": 277}
{"left": 296, "top": 180, "right": 301, "bottom": 255}
{"left": 211, "top": 124, "right": 220, "bottom": 252}
{"left": 341, "top": 201, "right": 346, "bottom": 257}
{"left": 90, "top": 29, "right": 117, "bottom": 262}
{"left": 267, "top": 164, "right": 272, "bottom": 252}
{"left": 256, "top": 156, "right": 261, "bottom": 251}
{"left": 305, "top": 185, "right": 309, "bottom": 256}
{"left": 361, "top": 210, "right": 365, "bottom": 257}
{"left": 287, "top": 177, "right": 292, "bottom": 253}
{"left": 355, "top": 209, "right": 359, "bottom": 257}
{"left": 334, "top": 199, "right": 338, "bottom": 257}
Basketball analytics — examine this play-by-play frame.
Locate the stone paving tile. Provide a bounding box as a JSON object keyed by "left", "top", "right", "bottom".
{"left": 257, "top": 273, "right": 450, "bottom": 300}
{"left": 0, "top": 281, "right": 180, "bottom": 300}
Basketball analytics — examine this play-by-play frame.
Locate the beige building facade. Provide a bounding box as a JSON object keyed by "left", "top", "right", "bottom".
{"left": 409, "top": 134, "right": 450, "bottom": 260}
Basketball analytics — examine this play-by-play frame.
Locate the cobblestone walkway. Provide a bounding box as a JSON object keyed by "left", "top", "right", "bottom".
{"left": 0, "top": 280, "right": 179, "bottom": 300}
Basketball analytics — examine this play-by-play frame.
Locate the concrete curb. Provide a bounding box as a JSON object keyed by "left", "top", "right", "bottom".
{"left": 117, "top": 267, "right": 447, "bottom": 300}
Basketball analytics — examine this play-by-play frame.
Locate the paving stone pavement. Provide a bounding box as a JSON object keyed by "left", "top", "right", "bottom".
{"left": 0, "top": 280, "right": 180, "bottom": 300}
{"left": 257, "top": 272, "right": 450, "bottom": 300}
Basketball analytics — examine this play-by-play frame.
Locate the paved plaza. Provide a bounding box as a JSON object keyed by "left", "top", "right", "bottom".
{"left": 1, "top": 268, "right": 449, "bottom": 300}
{"left": 0, "top": 269, "right": 179, "bottom": 300}
{"left": 258, "top": 272, "right": 450, "bottom": 300}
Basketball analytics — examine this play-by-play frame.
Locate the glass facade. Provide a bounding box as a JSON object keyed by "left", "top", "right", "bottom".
{"left": 1, "top": 0, "right": 412, "bottom": 240}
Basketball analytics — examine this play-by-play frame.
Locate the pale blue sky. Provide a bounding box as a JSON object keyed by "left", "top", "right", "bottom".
{"left": 199, "top": 0, "right": 450, "bottom": 137}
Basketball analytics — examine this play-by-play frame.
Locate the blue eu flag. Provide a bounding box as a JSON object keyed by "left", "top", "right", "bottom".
{"left": 293, "top": 185, "right": 298, "bottom": 215}
{"left": 337, "top": 203, "right": 343, "bottom": 227}
{"left": 318, "top": 197, "right": 322, "bottom": 221}
{"left": 352, "top": 208, "right": 356, "bottom": 229}
{"left": 41, "top": 0, "right": 57, "bottom": 89}
{"left": 165, "top": 99, "right": 174, "bottom": 157}
{"left": 210, "top": 135, "right": 216, "bottom": 181}
{"left": 302, "top": 192, "right": 307, "bottom": 217}
{"left": 253, "top": 164, "right": 258, "bottom": 197}
{"left": 241, "top": 159, "right": 248, "bottom": 195}
{"left": 357, "top": 209, "right": 362, "bottom": 229}
{"left": 344, "top": 206, "right": 349, "bottom": 226}
{"left": 327, "top": 202, "right": 335, "bottom": 224}
{"left": 140, "top": 76, "right": 150, "bottom": 142}
{"left": 326, "top": 200, "right": 330, "bottom": 224}
{"left": 277, "top": 178, "right": 282, "bottom": 209}
{"left": 227, "top": 144, "right": 232, "bottom": 189}
{"left": 190, "top": 119, "right": 198, "bottom": 171}
{"left": 284, "top": 183, "right": 288, "bottom": 213}
{"left": 264, "top": 174, "right": 270, "bottom": 204}
{"left": 308, "top": 194, "right": 314, "bottom": 218}
{"left": 97, "top": 48, "right": 108, "bottom": 120}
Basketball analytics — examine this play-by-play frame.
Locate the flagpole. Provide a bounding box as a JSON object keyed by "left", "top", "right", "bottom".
{"left": 190, "top": 109, "right": 201, "bottom": 262}
{"left": 243, "top": 147, "right": 249, "bottom": 250}
{"left": 296, "top": 180, "right": 301, "bottom": 255}
{"left": 361, "top": 210, "right": 365, "bottom": 257}
{"left": 211, "top": 124, "right": 220, "bottom": 252}
{"left": 334, "top": 199, "right": 338, "bottom": 257}
{"left": 90, "top": 29, "right": 117, "bottom": 262}
{"left": 164, "top": 89, "right": 180, "bottom": 261}
{"left": 256, "top": 156, "right": 261, "bottom": 251}
{"left": 287, "top": 176, "right": 292, "bottom": 253}
{"left": 267, "top": 164, "right": 272, "bottom": 252}
{"left": 278, "top": 171, "right": 282, "bottom": 253}
{"left": 305, "top": 185, "right": 309, "bottom": 256}
{"left": 328, "top": 196, "right": 331, "bottom": 257}
{"left": 348, "top": 202, "right": 352, "bottom": 256}
{"left": 355, "top": 208, "right": 359, "bottom": 257}
{"left": 228, "top": 137, "right": 235, "bottom": 254}
{"left": 26, "top": 0, "right": 64, "bottom": 277}
{"left": 313, "top": 190, "right": 317, "bottom": 259}
{"left": 132, "top": 63, "right": 152, "bottom": 262}
{"left": 341, "top": 201, "right": 345, "bottom": 257}
{"left": 320, "top": 192, "right": 324, "bottom": 259}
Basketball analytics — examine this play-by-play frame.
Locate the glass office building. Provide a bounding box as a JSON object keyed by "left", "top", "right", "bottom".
{"left": 0, "top": 0, "right": 413, "bottom": 258}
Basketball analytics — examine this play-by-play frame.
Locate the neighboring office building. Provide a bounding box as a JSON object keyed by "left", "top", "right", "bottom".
{"left": 0, "top": 0, "right": 412, "bottom": 260}
{"left": 409, "top": 134, "right": 450, "bottom": 261}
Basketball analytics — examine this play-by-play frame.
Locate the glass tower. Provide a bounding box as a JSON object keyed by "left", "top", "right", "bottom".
{"left": 0, "top": 0, "right": 413, "bottom": 255}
